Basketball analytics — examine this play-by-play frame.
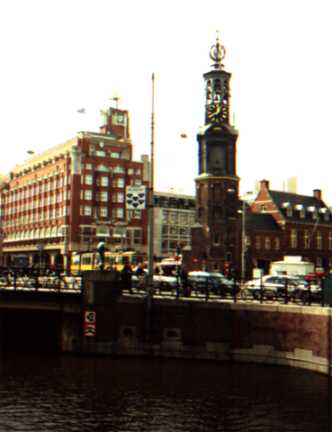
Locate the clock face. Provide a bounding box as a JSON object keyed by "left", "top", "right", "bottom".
{"left": 112, "top": 113, "right": 125, "bottom": 125}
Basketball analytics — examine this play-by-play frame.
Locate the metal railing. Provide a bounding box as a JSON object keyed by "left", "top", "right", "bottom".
{"left": 125, "top": 276, "right": 327, "bottom": 307}
{"left": 0, "top": 268, "right": 328, "bottom": 308}
{"left": 0, "top": 269, "right": 82, "bottom": 293}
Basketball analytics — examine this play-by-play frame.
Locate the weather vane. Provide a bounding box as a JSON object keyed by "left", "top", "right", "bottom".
{"left": 209, "top": 30, "right": 226, "bottom": 70}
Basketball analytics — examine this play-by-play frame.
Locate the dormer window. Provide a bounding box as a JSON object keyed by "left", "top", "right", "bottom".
{"left": 282, "top": 202, "right": 292, "bottom": 217}
{"left": 295, "top": 204, "right": 305, "bottom": 219}
{"left": 319, "top": 207, "right": 330, "bottom": 222}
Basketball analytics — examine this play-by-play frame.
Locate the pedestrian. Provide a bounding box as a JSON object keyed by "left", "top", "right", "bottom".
{"left": 180, "top": 266, "right": 190, "bottom": 297}
{"left": 121, "top": 262, "right": 133, "bottom": 294}
{"left": 135, "top": 263, "right": 146, "bottom": 290}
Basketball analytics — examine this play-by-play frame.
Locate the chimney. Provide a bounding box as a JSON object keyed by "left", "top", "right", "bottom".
{"left": 313, "top": 189, "right": 322, "bottom": 201}
{"left": 260, "top": 179, "right": 270, "bottom": 190}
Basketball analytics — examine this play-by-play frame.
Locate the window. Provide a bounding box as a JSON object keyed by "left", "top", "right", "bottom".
{"left": 115, "top": 177, "right": 125, "bottom": 188}
{"left": 84, "top": 190, "right": 92, "bottom": 200}
{"left": 260, "top": 204, "right": 267, "bottom": 212}
{"left": 81, "top": 206, "right": 92, "bottom": 216}
{"left": 265, "top": 236, "right": 271, "bottom": 250}
{"left": 114, "top": 166, "right": 125, "bottom": 174}
{"left": 99, "top": 207, "right": 108, "bottom": 217}
{"left": 112, "top": 208, "right": 124, "bottom": 219}
{"left": 329, "top": 232, "right": 332, "bottom": 250}
{"left": 304, "top": 230, "right": 310, "bottom": 248}
{"left": 112, "top": 192, "right": 124, "bottom": 203}
{"left": 96, "top": 191, "right": 107, "bottom": 201}
{"left": 316, "top": 231, "right": 322, "bottom": 249}
{"left": 85, "top": 175, "right": 93, "bottom": 185}
{"left": 300, "top": 208, "right": 305, "bottom": 219}
{"left": 274, "top": 237, "right": 280, "bottom": 251}
{"left": 286, "top": 207, "right": 293, "bottom": 217}
{"left": 290, "top": 229, "right": 297, "bottom": 248}
{"left": 101, "top": 176, "right": 109, "bottom": 187}
{"left": 133, "top": 229, "right": 142, "bottom": 245}
{"left": 255, "top": 236, "right": 261, "bottom": 250}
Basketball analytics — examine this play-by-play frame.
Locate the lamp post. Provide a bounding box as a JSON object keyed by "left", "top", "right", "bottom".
{"left": 239, "top": 192, "right": 254, "bottom": 283}
{"left": 147, "top": 73, "right": 155, "bottom": 291}
{"left": 241, "top": 199, "right": 246, "bottom": 282}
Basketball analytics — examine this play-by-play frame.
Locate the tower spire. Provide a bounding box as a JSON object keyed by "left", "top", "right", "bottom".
{"left": 209, "top": 30, "right": 226, "bottom": 70}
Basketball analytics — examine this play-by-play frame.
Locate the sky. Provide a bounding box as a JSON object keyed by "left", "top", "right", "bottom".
{"left": 1, "top": 0, "right": 332, "bottom": 202}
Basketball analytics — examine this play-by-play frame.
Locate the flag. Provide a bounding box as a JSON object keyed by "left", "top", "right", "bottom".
{"left": 77, "top": 108, "right": 86, "bottom": 114}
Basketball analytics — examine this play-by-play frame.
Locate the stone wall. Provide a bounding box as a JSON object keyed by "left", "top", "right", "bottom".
{"left": 78, "top": 279, "right": 332, "bottom": 375}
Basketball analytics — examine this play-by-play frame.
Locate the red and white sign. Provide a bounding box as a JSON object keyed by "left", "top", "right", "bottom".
{"left": 84, "top": 310, "right": 96, "bottom": 337}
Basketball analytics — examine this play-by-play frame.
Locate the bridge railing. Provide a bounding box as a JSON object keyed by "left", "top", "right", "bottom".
{"left": 0, "top": 269, "right": 82, "bottom": 292}
{"left": 124, "top": 276, "right": 327, "bottom": 307}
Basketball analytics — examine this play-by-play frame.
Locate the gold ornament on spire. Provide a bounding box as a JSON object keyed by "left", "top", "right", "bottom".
{"left": 209, "top": 30, "right": 226, "bottom": 70}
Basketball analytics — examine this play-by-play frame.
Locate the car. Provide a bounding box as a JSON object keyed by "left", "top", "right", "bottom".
{"left": 188, "top": 271, "right": 238, "bottom": 297}
{"left": 243, "top": 275, "right": 303, "bottom": 301}
{"left": 131, "top": 273, "right": 178, "bottom": 293}
{"left": 290, "top": 276, "right": 322, "bottom": 303}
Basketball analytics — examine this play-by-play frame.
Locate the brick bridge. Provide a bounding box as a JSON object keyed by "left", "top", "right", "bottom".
{"left": 0, "top": 272, "right": 331, "bottom": 376}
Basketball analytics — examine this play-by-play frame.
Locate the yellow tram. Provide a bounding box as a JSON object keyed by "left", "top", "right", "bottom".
{"left": 71, "top": 250, "right": 141, "bottom": 274}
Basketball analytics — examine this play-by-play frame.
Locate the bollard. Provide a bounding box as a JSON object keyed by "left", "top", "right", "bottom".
{"left": 260, "top": 275, "right": 263, "bottom": 304}
{"left": 205, "top": 276, "right": 209, "bottom": 301}
{"left": 307, "top": 280, "right": 312, "bottom": 306}
{"left": 284, "top": 278, "right": 289, "bottom": 305}
{"left": 233, "top": 279, "right": 237, "bottom": 303}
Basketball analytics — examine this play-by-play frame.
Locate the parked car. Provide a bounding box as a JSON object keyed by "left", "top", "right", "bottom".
{"left": 188, "top": 271, "right": 238, "bottom": 297}
{"left": 132, "top": 273, "right": 177, "bottom": 293}
{"left": 290, "top": 276, "right": 322, "bottom": 303}
{"left": 243, "top": 275, "right": 303, "bottom": 300}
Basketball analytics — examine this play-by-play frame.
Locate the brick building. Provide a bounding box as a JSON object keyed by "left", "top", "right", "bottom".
{"left": 188, "top": 34, "right": 241, "bottom": 273}
{"left": 245, "top": 179, "right": 332, "bottom": 275}
{"left": 0, "top": 106, "right": 149, "bottom": 271}
{"left": 187, "top": 35, "right": 332, "bottom": 278}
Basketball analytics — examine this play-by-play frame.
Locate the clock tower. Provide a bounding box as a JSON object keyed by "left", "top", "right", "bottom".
{"left": 192, "top": 34, "right": 240, "bottom": 274}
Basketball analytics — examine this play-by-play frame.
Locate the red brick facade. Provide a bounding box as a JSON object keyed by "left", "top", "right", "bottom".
{"left": 247, "top": 179, "right": 332, "bottom": 274}
{"left": 0, "top": 107, "right": 149, "bottom": 271}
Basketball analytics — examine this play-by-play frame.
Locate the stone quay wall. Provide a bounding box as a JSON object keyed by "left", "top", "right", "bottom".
{"left": 72, "top": 273, "right": 332, "bottom": 375}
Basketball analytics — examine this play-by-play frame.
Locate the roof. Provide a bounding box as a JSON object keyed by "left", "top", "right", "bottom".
{"left": 247, "top": 212, "right": 281, "bottom": 232}
{"left": 269, "top": 190, "right": 325, "bottom": 210}
{"left": 268, "top": 190, "right": 332, "bottom": 224}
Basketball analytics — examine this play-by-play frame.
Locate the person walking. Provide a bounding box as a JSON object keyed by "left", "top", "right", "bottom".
{"left": 121, "top": 262, "right": 133, "bottom": 294}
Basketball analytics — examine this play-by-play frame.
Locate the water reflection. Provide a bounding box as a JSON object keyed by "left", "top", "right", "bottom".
{"left": 0, "top": 353, "right": 331, "bottom": 431}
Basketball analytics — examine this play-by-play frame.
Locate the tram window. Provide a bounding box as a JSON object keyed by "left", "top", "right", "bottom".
{"left": 82, "top": 255, "right": 92, "bottom": 265}
{"left": 72, "top": 255, "right": 80, "bottom": 265}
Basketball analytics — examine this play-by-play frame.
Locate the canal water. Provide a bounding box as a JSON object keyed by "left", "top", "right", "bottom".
{"left": 0, "top": 353, "right": 331, "bottom": 431}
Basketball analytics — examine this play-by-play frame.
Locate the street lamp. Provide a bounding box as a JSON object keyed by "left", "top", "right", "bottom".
{"left": 239, "top": 192, "right": 254, "bottom": 282}
{"left": 147, "top": 73, "right": 155, "bottom": 290}
{"left": 241, "top": 199, "right": 246, "bottom": 282}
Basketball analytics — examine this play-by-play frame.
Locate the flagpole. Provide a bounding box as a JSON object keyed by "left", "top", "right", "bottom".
{"left": 147, "top": 73, "right": 155, "bottom": 290}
